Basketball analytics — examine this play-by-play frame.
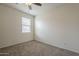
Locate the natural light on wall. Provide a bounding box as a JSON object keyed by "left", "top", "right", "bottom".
{"left": 22, "top": 17, "right": 31, "bottom": 33}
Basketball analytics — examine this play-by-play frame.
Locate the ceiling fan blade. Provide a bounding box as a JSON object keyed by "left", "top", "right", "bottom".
{"left": 33, "top": 3, "right": 42, "bottom": 6}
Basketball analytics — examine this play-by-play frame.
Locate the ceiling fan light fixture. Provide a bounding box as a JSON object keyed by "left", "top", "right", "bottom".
{"left": 25, "top": 3, "right": 32, "bottom": 10}
{"left": 24, "top": 3, "right": 42, "bottom": 10}
{"left": 25, "top": 3, "right": 32, "bottom": 6}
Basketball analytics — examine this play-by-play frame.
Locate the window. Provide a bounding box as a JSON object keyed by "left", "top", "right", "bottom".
{"left": 22, "top": 17, "right": 31, "bottom": 33}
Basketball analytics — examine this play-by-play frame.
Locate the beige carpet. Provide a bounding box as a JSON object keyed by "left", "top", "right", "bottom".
{"left": 0, "top": 40, "right": 79, "bottom": 56}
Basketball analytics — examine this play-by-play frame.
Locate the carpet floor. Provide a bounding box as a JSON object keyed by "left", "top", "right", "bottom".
{"left": 0, "top": 40, "right": 79, "bottom": 56}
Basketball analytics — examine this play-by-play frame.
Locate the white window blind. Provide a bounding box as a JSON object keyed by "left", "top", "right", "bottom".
{"left": 22, "top": 17, "right": 31, "bottom": 33}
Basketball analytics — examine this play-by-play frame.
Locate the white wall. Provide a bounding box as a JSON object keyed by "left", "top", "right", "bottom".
{"left": 35, "top": 4, "right": 79, "bottom": 53}
{"left": 0, "top": 5, "right": 34, "bottom": 48}
{"left": 0, "top": 9, "right": 3, "bottom": 44}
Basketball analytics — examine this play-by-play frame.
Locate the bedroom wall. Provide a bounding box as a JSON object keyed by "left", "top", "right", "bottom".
{"left": 0, "top": 9, "right": 3, "bottom": 44}
{"left": 35, "top": 4, "right": 79, "bottom": 53}
{"left": 0, "top": 5, "right": 34, "bottom": 48}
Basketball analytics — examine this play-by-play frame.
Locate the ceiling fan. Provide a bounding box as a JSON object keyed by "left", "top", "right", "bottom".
{"left": 16, "top": 3, "right": 42, "bottom": 10}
